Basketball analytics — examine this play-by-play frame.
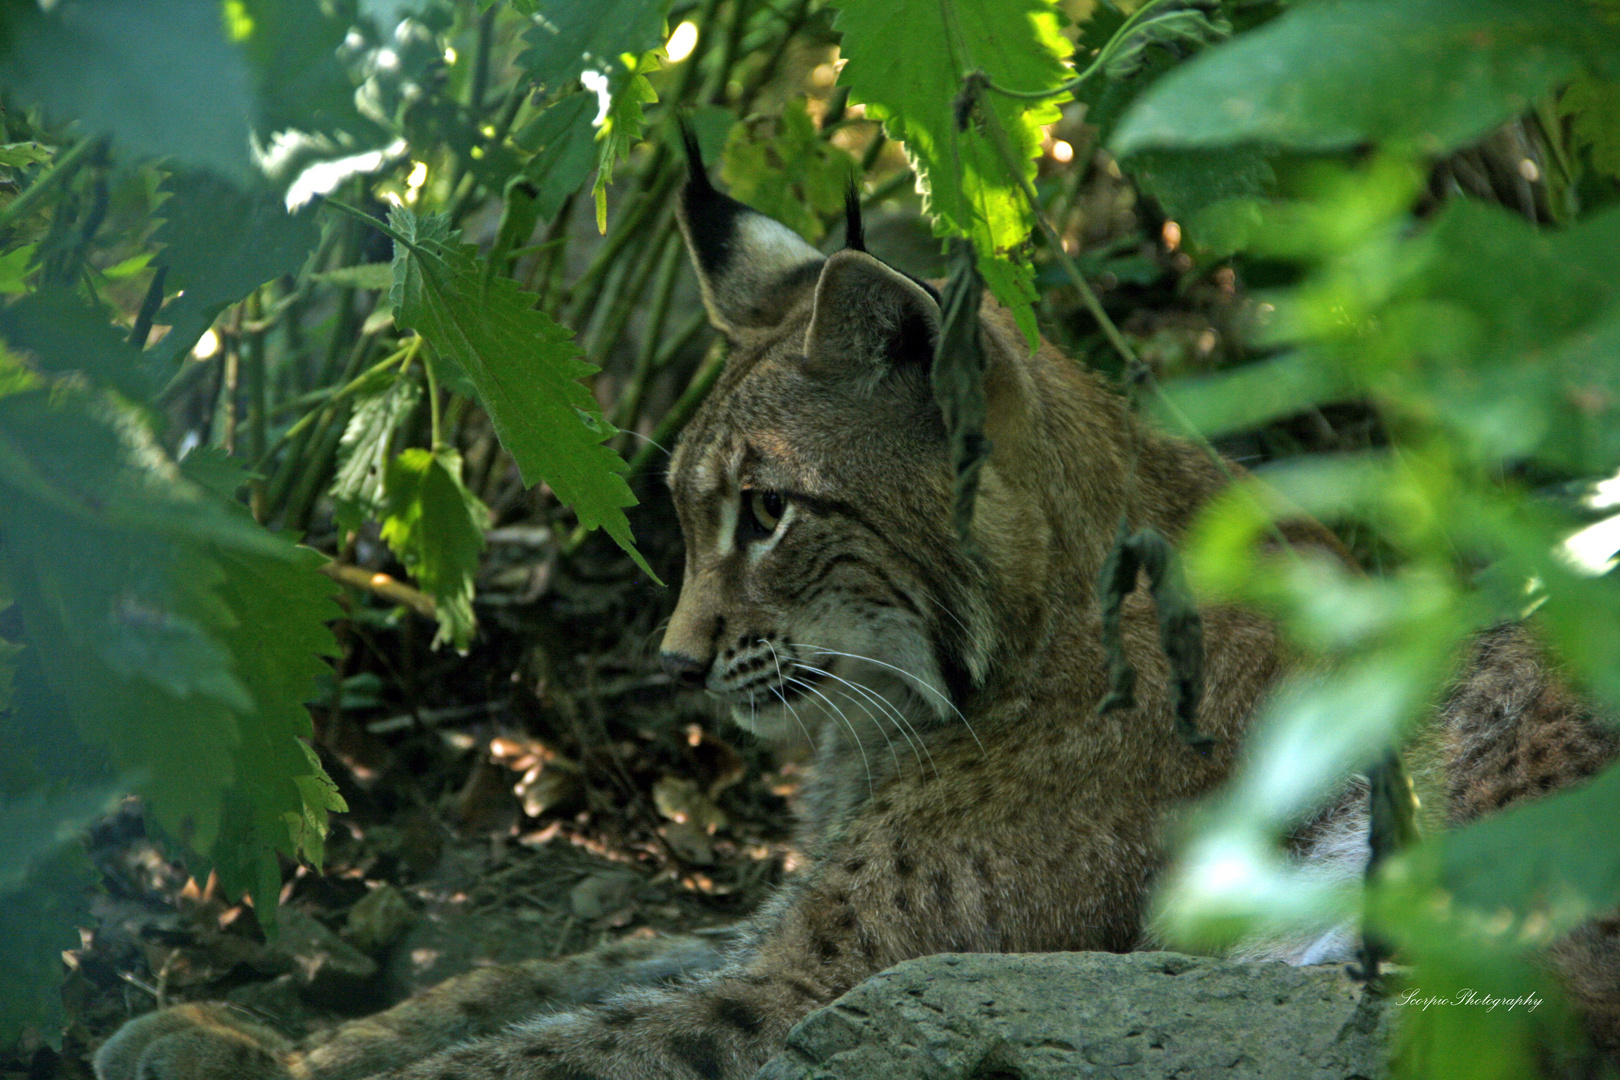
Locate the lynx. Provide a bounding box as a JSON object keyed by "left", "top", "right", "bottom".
{"left": 96, "top": 146, "right": 1620, "bottom": 1080}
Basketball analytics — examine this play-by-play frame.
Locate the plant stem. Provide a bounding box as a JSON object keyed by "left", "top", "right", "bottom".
{"left": 0, "top": 135, "right": 103, "bottom": 234}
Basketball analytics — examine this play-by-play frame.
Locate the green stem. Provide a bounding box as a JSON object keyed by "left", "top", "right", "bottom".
{"left": 422, "top": 339, "right": 444, "bottom": 451}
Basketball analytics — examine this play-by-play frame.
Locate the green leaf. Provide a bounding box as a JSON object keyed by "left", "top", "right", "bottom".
{"left": 232, "top": 0, "right": 373, "bottom": 143}
{"left": 722, "top": 100, "right": 858, "bottom": 243}
{"left": 0, "top": 0, "right": 256, "bottom": 181}
{"left": 1561, "top": 75, "right": 1620, "bottom": 182}
{"left": 0, "top": 289, "right": 165, "bottom": 401}
{"left": 331, "top": 370, "right": 423, "bottom": 531}
{"left": 515, "top": 92, "right": 607, "bottom": 221}
{"left": 310, "top": 263, "right": 397, "bottom": 291}
{"left": 0, "top": 244, "right": 35, "bottom": 295}
{"left": 0, "top": 142, "right": 52, "bottom": 168}
{"left": 0, "top": 842, "right": 95, "bottom": 1047}
{"left": 829, "top": 0, "right": 1071, "bottom": 343}
{"left": 385, "top": 208, "right": 652, "bottom": 578}
{"left": 208, "top": 539, "right": 344, "bottom": 912}
{"left": 518, "top": 0, "right": 667, "bottom": 88}
{"left": 0, "top": 781, "right": 126, "bottom": 894}
{"left": 1112, "top": 0, "right": 1620, "bottom": 158}
{"left": 151, "top": 169, "right": 322, "bottom": 363}
{"left": 380, "top": 446, "right": 488, "bottom": 649}
{"left": 592, "top": 55, "right": 660, "bottom": 232}
{"left": 1122, "top": 146, "right": 1275, "bottom": 228}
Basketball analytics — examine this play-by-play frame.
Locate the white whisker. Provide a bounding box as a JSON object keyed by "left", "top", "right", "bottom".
{"left": 763, "top": 639, "right": 872, "bottom": 795}
{"left": 785, "top": 674, "right": 897, "bottom": 780}
{"left": 816, "top": 668, "right": 933, "bottom": 778}
{"left": 789, "top": 642, "right": 985, "bottom": 754}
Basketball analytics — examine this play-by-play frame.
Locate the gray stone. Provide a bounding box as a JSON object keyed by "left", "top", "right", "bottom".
{"left": 756, "top": 951, "right": 1391, "bottom": 1080}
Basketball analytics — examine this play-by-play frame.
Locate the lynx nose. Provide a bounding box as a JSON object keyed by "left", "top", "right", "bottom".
{"left": 660, "top": 651, "right": 709, "bottom": 689}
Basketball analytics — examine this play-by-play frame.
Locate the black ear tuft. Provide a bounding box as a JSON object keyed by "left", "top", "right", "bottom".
{"left": 678, "top": 116, "right": 713, "bottom": 193}
{"left": 843, "top": 182, "right": 865, "bottom": 252}
{"left": 676, "top": 125, "right": 824, "bottom": 334}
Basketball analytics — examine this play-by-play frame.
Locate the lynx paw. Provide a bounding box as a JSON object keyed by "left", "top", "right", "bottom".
{"left": 94, "top": 1003, "right": 295, "bottom": 1080}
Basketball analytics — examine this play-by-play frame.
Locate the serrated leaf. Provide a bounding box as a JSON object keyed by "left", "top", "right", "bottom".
{"left": 208, "top": 539, "right": 343, "bottom": 911}
{"left": 332, "top": 371, "right": 423, "bottom": 531}
{"left": 151, "top": 169, "right": 321, "bottom": 363}
{"left": 385, "top": 208, "right": 653, "bottom": 578}
{"left": 829, "top": 0, "right": 1071, "bottom": 344}
{"left": 380, "top": 446, "right": 488, "bottom": 649}
{"left": 518, "top": 0, "right": 667, "bottom": 88}
{"left": 593, "top": 55, "right": 659, "bottom": 232}
{"left": 1112, "top": 0, "right": 1620, "bottom": 157}
{"left": 1102, "top": 1, "right": 1231, "bottom": 82}
{"left": 0, "top": 842, "right": 95, "bottom": 1046}
{"left": 0, "top": 0, "right": 256, "bottom": 181}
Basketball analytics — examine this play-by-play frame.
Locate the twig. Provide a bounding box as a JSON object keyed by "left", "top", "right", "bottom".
{"left": 318, "top": 562, "right": 436, "bottom": 618}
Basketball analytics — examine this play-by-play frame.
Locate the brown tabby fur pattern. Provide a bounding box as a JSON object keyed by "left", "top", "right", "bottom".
{"left": 95, "top": 163, "right": 1619, "bottom": 1080}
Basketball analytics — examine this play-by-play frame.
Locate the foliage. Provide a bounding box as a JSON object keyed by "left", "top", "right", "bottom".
{"left": 0, "top": 0, "right": 1615, "bottom": 1074}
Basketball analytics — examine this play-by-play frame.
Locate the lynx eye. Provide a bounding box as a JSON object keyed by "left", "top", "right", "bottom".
{"left": 743, "top": 488, "right": 786, "bottom": 538}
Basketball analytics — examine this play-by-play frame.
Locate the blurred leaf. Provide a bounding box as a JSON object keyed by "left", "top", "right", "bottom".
{"left": 233, "top": 0, "right": 372, "bottom": 142}
{"left": 722, "top": 100, "right": 859, "bottom": 243}
{"left": 0, "top": 0, "right": 256, "bottom": 180}
{"left": 1435, "top": 761, "right": 1620, "bottom": 940}
{"left": 332, "top": 371, "right": 423, "bottom": 531}
{"left": 0, "top": 141, "right": 52, "bottom": 168}
{"left": 0, "top": 842, "right": 95, "bottom": 1047}
{"left": 151, "top": 170, "right": 321, "bottom": 363}
{"left": 0, "top": 289, "right": 165, "bottom": 401}
{"left": 1123, "top": 146, "right": 1274, "bottom": 227}
{"left": 310, "top": 262, "right": 396, "bottom": 290}
{"left": 1112, "top": 0, "right": 1620, "bottom": 157}
{"left": 386, "top": 208, "right": 653, "bottom": 578}
{"left": 515, "top": 92, "right": 599, "bottom": 221}
{"left": 0, "top": 244, "right": 36, "bottom": 295}
{"left": 1561, "top": 75, "right": 1620, "bottom": 183}
{"left": 517, "top": 0, "right": 667, "bottom": 88}
{"left": 380, "top": 446, "right": 487, "bottom": 649}
{"left": 1102, "top": 0, "right": 1230, "bottom": 81}
{"left": 829, "top": 0, "right": 1071, "bottom": 344}
{"left": 0, "top": 781, "right": 125, "bottom": 894}
{"left": 1156, "top": 351, "right": 1355, "bottom": 439}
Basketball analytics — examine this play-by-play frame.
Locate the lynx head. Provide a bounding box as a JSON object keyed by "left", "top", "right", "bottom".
{"left": 658, "top": 137, "right": 1134, "bottom": 744}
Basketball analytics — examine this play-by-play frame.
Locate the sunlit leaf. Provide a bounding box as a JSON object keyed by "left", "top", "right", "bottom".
{"left": 829, "top": 0, "right": 1071, "bottom": 343}
{"left": 379, "top": 446, "right": 488, "bottom": 649}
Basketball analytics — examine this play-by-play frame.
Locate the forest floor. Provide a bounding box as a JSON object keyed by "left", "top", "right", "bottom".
{"left": 8, "top": 509, "right": 798, "bottom": 1080}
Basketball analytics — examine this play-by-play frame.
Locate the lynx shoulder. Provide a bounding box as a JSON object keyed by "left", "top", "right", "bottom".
{"left": 95, "top": 152, "right": 1619, "bottom": 1080}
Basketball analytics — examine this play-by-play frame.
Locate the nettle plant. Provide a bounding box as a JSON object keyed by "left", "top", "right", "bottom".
{"left": 0, "top": 0, "right": 1617, "bottom": 1074}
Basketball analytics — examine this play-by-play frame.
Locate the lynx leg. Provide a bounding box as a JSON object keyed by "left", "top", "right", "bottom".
{"left": 95, "top": 934, "right": 728, "bottom": 1080}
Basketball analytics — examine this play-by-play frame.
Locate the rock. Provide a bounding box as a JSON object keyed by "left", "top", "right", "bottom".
{"left": 756, "top": 951, "right": 1391, "bottom": 1080}
{"left": 344, "top": 883, "right": 415, "bottom": 956}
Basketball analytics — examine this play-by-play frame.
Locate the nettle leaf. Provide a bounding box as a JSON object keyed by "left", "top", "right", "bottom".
{"left": 592, "top": 54, "right": 660, "bottom": 232}
{"left": 209, "top": 540, "right": 344, "bottom": 912}
{"left": 386, "top": 208, "right": 652, "bottom": 578}
{"left": 233, "top": 0, "right": 372, "bottom": 142}
{"left": 722, "top": 100, "right": 859, "bottom": 243}
{"left": 0, "top": 842, "right": 95, "bottom": 1046}
{"left": 1122, "top": 146, "right": 1275, "bottom": 230}
{"left": 380, "top": 446, "right": 488, "bottom": 649}
{"left": 1112, "top": 0, "right": 1620, "bottom": 157}
{"left": 331, "top": 371, "right": 423, "bottom": 531}
{"left": 0, "top": 142, "right": 52, "bottom": 168}
{"left": 1102, "top": 0, "right": 1231, "bottom": 82}
{"left": 0, "top": 289, "right": 166, "bottom": 402}
{"left": 0, "top": 0, "right": 255, "bottom": 181}
{"left": 518, "top": 0, "right": 667, "bottom": 88}
{"left": 515, "top": 92, "right": 601, "bottom": 221}
{"left": 152, "top": 169, "right": 321, "bottom": 363}
{"left": 830, "top": 0, "right": 1071, "bottom": 344}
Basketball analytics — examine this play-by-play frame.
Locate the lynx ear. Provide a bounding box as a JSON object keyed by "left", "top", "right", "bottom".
{"left": 677, "top": 127, "right": 823, "bottom": 334}
{"left": 802, "top": 249, "right": 940, "bottom": 382}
